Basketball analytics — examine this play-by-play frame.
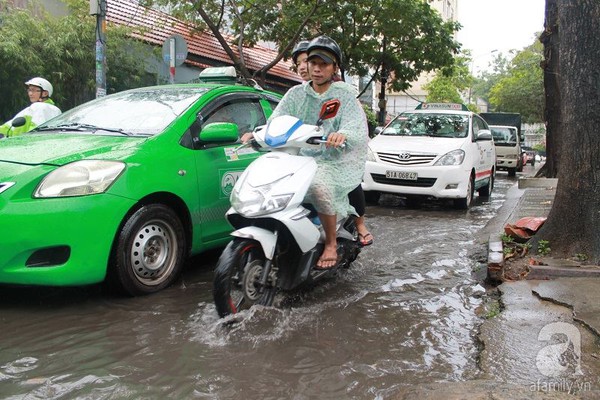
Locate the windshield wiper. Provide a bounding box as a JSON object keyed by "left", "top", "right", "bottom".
{"left": 35, "top": 123, "right": 132, "bottom": 136}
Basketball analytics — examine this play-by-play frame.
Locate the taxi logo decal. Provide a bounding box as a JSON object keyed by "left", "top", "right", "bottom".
{"left": 220, "top": 170, "right": 242, "bottom": 197}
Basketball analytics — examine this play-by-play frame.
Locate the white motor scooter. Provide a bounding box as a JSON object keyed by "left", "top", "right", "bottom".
{"left": 212, "top": 100, "right": 361, "bottom": 318}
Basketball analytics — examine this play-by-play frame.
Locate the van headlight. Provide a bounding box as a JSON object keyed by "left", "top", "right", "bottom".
{"left": 230, "top": 175, "right": 294, "bottom": 216}
{"left": 34, "top": 160, "right": 125, "bottom": 197}
{"left": 434, "top": 149, "right": 465, "bottom": 166}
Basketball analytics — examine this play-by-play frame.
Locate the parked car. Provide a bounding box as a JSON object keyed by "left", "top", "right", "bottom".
{"left": 0, "top": 67, "right": 281, "bottom": 295}
{"left": 362, "top": 103, "right": 496, "bottom": 209}
{"left": 522, "top": 146, "right": 537, "bottom": 166}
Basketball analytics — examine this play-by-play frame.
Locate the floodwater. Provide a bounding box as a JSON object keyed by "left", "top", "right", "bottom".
{"left": 2, "top": 176, "right": 517, "bottom": 399}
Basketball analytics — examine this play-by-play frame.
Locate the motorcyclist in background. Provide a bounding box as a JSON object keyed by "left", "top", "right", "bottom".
{"left": 0, "top": 77, "right": 61, "bottom": 138}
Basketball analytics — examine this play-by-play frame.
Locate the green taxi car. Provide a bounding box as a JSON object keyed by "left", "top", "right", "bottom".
{"left": 0, "top": 71, "right": 281, "bottom": 295}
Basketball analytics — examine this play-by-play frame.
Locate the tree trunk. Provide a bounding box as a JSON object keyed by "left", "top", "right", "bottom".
{"left": 535, "top": 0, "right": 600, "bottom": 263}
{"left": 539, "top": 0, "right": 560, "bottom": 178}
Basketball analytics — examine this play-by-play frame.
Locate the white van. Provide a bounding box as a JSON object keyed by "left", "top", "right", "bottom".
{"left": 362, "top": 103, "right": 496, "bottom": 209}
{"left": 489, "top": 125, "right": 523, "bottom": 177}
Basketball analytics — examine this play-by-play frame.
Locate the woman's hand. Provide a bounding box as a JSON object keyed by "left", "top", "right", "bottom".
{"left": 325, "top": 132, "right": 346, "bottom": 148}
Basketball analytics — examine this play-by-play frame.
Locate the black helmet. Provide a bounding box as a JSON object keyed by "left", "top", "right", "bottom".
{"left": 306, "top": 35, "right": 342, "bottom": 66}
{"left": 291, "top": 40, "right": 310, "bottom": 64}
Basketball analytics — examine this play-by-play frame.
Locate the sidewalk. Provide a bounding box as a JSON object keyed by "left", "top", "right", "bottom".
{"left": 478, "top": 175, "right": 600, "bottom": 397}
{"left": 485, "top": 177, "right": 600, "bottom": 336}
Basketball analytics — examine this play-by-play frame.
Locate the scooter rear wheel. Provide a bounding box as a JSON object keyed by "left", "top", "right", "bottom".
{"left": 213, "top": 238, "right": 276, "bottom": 318}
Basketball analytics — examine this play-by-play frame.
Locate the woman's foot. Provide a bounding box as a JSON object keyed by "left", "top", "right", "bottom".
{"left": 358, "top": 232, "right": 374, "bottom": 247}
{"left": 315, "top": 245, "right": 339, "bottom": 270}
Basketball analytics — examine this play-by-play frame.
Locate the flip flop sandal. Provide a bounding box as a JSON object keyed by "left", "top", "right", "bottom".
{"left": 358, "top": 232, "right": 374, "bottom": 247}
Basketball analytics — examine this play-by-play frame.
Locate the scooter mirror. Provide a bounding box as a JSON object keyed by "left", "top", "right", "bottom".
{"left": 317, "top": 99, "right": 341, "bottom": 125}
{"left": 11, "top": 117, "right": 26, "bottom": 128}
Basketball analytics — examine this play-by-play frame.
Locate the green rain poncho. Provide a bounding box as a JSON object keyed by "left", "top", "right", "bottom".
{"left": 270, "top": 81, "right": 368, "bottom": 217}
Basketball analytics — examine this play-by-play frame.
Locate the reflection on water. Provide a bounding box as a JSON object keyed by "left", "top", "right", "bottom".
{"left": 0, "top": 179, "right": 519, "bottom": 399}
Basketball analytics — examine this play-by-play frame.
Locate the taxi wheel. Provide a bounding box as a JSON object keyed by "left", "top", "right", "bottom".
{"left": 477, "top": 173, "right": 494, "bottom": 198}
{"left": 109, "top": 204, "right": 186, "bottom": 296}
{"left": 453, "top": 175, "right": 474, "bottom": 210}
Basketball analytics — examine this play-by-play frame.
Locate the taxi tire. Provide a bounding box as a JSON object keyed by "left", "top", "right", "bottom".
{"left": 109, "top": 204, "right": 186, "bottom": 296}
{"left": 453, "top": 175, "right": 474, "bottom": 210}
{"left": 477, "top": 173, "right": 494, "bottom": 198}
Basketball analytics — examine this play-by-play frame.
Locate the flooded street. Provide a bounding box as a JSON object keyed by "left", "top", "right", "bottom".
{"left": 2, "top": 175, "right": 521, "bottom": 399}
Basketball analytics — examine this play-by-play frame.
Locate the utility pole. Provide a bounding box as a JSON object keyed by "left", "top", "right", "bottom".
{"left": 91, "top": 0, "right": 107, "bottom": 97}
{"left": 378, "top": 36, "right": 387, "bottom": 126}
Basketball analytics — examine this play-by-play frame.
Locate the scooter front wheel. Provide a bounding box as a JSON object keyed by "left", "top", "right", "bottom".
{"left": 213, "top": 238, "right": 276, "bottom": 318}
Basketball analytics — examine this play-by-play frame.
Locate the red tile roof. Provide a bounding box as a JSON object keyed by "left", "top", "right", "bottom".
{"left": 106, "top": 0, "right": 302, "bottom": 85}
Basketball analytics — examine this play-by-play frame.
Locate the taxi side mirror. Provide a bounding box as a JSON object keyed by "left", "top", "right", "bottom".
{"left": 200, "top": 122, "right": 239, "bottom": 143}
{"left": 476, "top": 129, "right": 493, "bottom": 141}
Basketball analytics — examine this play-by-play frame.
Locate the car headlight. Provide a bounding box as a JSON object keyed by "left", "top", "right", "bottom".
{"left": 366, "top": 147, "right": 376, "bottom": 162}
{"left": 434, "top": 149, "right": 465, "bottom": 166}
{"left": 230, "top": 175, "right": 294, "bottom": 217}
{"left": 34, "top": 160, "right": 126, "bottom": 198}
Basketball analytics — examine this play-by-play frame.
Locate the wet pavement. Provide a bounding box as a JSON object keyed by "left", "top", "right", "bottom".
{"left": 395, "top": 170, "right": 600, "bottom": 398}
{"left": 1, "top": 168, "right": 599, "bottom": 399}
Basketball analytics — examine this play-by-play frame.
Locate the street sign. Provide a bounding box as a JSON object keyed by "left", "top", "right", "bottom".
{"left": 162, "top": 34, "right": 188, "bottom": 66}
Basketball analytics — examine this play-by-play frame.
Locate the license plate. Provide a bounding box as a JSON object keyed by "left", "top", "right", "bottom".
{"left": 386, "top": 170, "right": 417, "bottom": 180}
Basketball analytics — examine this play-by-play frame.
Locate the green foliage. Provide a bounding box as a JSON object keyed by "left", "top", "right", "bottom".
{"left": 0, "top": 0, "right": 158, "bottom": 121}
{"left": 148, "top": 0, "right": 460, "bottom": 91}
{"left": 470, "top": 52, "right": 510, "bottom": 105}
{"left": 537, "top": 240, "right": 551, "bottom": 256}
{"left": 362, "top": 104, "right": 378, "bottom": 137}
{"left": 533, "top": 143, "right": 546, "bottom": 154}
{"left": 484, "top": 300, "right": 501, "bottom": 319}
{"left": 487, "top": 41, "right": 544, "bottom": 123}
{"left": 424, "top": 52, "right": 472, "bottom": 104}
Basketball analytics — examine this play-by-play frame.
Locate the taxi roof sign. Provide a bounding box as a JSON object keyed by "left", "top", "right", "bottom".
{"left": 198, "top": 66, "right": 238, "bottom": 83}
{"left": 415, "top": 103, "right": 469, "bottom": 111}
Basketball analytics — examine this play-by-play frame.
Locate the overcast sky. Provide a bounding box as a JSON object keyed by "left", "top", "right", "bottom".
{"left": 456, "top": 0, "right": 546, "bottom": 74}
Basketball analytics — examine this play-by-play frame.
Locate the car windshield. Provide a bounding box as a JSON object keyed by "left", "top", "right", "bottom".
{"left": 381, "top": 112, "right": 469, "bottom": 138}
{"left": 491, "top": 127, "right": 517, "bottom": 145}
{"left": 38, "top": 88, "right": 208, "bottom": 136}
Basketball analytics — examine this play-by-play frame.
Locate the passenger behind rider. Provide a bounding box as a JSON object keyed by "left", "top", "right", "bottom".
{"left": 0, "top": 77, "right": 61, "bottom": 138}
{"left": 244, "top": 36, "right": 369, "bottom": 269}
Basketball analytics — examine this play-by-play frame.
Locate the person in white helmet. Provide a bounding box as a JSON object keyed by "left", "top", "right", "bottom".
{"left": 0, "top": 77, "right": 61, "bottom": 138}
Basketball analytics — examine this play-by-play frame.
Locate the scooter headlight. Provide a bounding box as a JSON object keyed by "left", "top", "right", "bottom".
{"left": 231, "top": 175, "right": 294, "bottom": 216}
